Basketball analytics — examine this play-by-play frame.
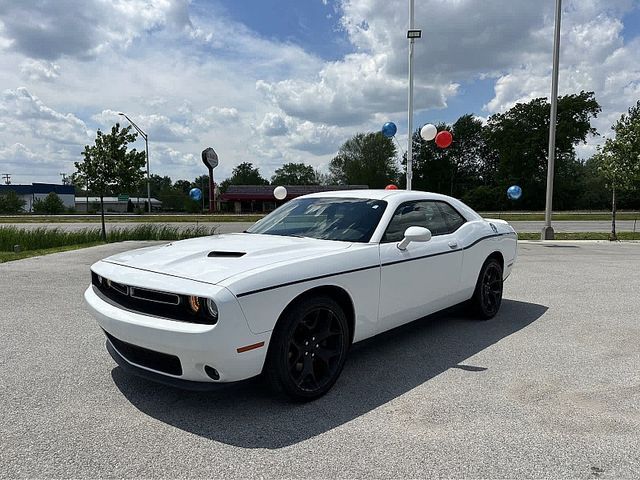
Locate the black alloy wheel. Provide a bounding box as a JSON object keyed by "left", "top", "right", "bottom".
{"left": 265, "top": 296, "right": 350, "bottom": 401}
{"left": 471, "top": 258, "right": 504, "bottom": 320}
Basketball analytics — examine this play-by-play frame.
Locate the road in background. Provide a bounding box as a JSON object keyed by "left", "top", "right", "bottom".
{"left": 1, "top": 220, "right": 637, "bottom": 233}
{"left": 1, "top": 242, "right": 639, "bottom": 478}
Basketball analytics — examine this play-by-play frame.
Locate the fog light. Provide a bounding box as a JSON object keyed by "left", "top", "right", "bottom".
{"left": 188, "top": 295, "right": 200, "bottom": 313}
{"left": 204, "top": 365, "right": 220, "bottom": 380}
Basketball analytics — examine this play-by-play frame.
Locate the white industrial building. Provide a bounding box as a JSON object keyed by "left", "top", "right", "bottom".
{"left": 75, "top": 196, "right": 162, "bottom": 213}
{"left": 0, "top": 183, "right": 76, "bottom": 212}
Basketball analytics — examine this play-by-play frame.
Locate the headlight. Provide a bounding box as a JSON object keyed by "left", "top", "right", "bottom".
{"left": 188, "top": 295, "right": 200, "bottom": 313}
{"left": 206, "top": 299, "right": 219, "bottom": 320}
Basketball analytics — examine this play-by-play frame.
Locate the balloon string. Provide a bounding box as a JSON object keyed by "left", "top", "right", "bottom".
{"left": 393, "top": 136, "right": 406, "bottom": 157}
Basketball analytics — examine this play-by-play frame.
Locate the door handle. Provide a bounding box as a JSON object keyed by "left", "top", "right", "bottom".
{"left": 448, "top": 241, "right": 458, "bottom": 249}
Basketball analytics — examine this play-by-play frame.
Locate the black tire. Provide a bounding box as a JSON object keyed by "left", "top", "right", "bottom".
{"left": 264, "top": 295, "right": 350, "bottom": 401}
{"left": 470, "top": 257, "right": 504, "bottom": 320}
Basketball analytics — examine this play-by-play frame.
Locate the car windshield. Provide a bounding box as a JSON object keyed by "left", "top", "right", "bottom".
{"left": 246, "top": 197, "right": 387, "bottom": 243}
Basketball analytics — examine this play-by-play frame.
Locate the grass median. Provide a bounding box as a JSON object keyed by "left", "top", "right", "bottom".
{"left": 0, "top": 214, "right": 263, "bottom": 224}
{"left": 0, "top": 224, "right": 218, "bottom": 263}
{"left": 517, "top": 232, "right": 640, "bottom": 241}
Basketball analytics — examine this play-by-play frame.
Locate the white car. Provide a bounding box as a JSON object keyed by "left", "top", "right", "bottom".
{"left": 85, "top": 190, "right": 517, "bottom": 400}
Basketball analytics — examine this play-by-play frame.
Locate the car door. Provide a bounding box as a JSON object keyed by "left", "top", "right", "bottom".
{"left": 378, "top": 200, "right": 464, "bottom": 331}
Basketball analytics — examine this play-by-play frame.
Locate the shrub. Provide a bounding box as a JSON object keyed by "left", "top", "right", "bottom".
{"left": 0, "top": 191, "right": 26, "bottom": 214}
{"left": 32, "top": 192, "right": 65, "bottom": 214}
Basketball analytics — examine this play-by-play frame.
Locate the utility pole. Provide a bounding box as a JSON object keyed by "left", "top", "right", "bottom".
{"left": 542, "top": 0, "right": 563, "bottom": 240}
{"left": 2, "top": 173, "right": 10, "bottom": 185}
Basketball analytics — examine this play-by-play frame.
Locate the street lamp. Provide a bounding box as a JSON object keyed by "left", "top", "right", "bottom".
{"left": 542, "top": 0, "right": 563, "bottom": 240}
{"left": 119, "top": 112, "right": 151, "bottom": 213}
{"left": 406, "top": 0, "right": 420, "bottom": 191}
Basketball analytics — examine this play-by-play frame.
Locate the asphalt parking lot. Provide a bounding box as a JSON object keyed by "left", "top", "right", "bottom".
{"left": 1, "top": 241, "right": 639, "bottom": 478}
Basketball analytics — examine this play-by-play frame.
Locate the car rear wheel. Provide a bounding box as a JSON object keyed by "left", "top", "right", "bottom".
{"left": 264, "top": 295, "right": 350, "bottom": 401}
{"left": 470, "top": 257, "right": 503, "bottom": 320}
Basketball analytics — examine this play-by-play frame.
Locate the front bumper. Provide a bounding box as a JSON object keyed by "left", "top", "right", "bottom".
{"left": 106, "top": 339, "right": 247, "bottom": 391}
{"left": 84, "top": 263, "right": 272, "bottom": 384}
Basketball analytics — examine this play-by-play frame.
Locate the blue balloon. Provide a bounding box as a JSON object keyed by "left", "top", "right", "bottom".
{"left": 189, "top": 188, "right": 202, "bottom": 201}
{"left": 507, "top": 185, "right": 522, "bottom": 200}
{"left": 381, "top": 122, "right": 397, "bottom": 138}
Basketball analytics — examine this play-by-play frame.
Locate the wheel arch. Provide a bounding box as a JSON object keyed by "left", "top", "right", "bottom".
{"left": 277, "top": 285, "right": 356, "bottom": 344}
{"left": 486, "top": 250, "right": 504, "bottom": 270}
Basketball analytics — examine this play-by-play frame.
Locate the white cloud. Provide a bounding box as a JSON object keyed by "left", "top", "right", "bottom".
{"left": 257, "top": 113, "right": 288, "bottom": 137}
{"left": 19, "top": 59, "right": 60, "bottom": 81}
{"left": 0, "top": 87, "right": 91, "bottom": 144}
{"left": 0, "top": 0, "right": 191, "bottom": 60}
{"left": 484, "top": 0, "right": 640, "bottom": 151}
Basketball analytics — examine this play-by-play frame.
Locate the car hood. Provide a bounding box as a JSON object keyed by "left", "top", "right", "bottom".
{"left": 101, "top": 233, "right": 352, "bottom": 285}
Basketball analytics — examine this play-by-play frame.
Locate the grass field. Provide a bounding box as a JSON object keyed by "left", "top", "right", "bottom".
{"left": 517, "top": 232, "right": 640, "bottom": 241}
{"left": 0, "top": 214, "right": 263, "bottom": 223}
{"left": 0, "top": 224, "right": 218, "bottom": 263}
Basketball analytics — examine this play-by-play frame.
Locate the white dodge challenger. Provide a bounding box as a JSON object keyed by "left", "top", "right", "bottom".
{"left": 85, "top": 190, "right": 517, "bottom": 400}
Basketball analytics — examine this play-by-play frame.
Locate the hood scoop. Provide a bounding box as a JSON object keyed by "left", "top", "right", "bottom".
{"left": 207, "top": 251, "right": 246, "bottom": 258}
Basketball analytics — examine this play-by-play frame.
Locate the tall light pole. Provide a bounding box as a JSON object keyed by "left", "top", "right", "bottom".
{"left": 542, "top": 0, "right": 563, "bottom": 240}
{"left": 406, "top": 0, "right": 420, "bottom": 191}
{"left": 119, "top": 113, "right": 151, "bottom": 213}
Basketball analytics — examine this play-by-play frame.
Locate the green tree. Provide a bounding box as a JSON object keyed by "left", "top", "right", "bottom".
{"left": 32, "top": 192, "right": 65, "bottom": 214}
{"left": 75, "top": 123, "right": 146, "bottom": 240}
{"left": 173, "top": 179, "right": 193, "bottom": 195}
{"left": 593, "top": 100, "right": 640, "bottom": 239}
{"left": 219, "top": 162, "right": 269, "bottom": 193}
{"left": 148, "top": 174, "right": 173, "bottom": 197}
{"left": 329, "top": 132, "right": 399, "bottom": 187}
{"left": 483, "top": 91, "right": 601, "bottom": 210}
{"left": 0, "top": 191, "right": 26, "bottom": 214}
{"left": 271, "top": 163, "right": 317, "bottom": 185}
{"left": 410, "top": 115, "right": 487, "bottom": 199}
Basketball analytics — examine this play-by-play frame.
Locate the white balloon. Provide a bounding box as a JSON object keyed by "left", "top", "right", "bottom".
{"left": 420, "top": 124, "right": 437, "bottom": 141}
{"left": 273, "top": 185, "right": 287, "bottom": 200}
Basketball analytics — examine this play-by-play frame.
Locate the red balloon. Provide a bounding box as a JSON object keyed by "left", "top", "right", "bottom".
{"left": 435, "top": 130, "right": 453, "bottom": 148}
{"left": 385, "top": 184, "right": 398, "bottom": 190}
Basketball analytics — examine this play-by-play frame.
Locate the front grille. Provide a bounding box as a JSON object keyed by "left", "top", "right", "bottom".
{"left": 91, "top": 272, "right": 216, "bottom": 325}
{"left": 105, "top": 331, "right": 182, "bottom": 376}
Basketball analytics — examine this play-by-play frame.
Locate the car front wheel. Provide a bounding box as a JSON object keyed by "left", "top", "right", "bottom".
{"left": 264, "top": 295, "right": 350, "bottom": 401}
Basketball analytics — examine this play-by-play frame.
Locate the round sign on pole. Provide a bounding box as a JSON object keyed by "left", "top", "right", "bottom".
{"left": 201, "top": 147, "right": 219, "bottom": 169}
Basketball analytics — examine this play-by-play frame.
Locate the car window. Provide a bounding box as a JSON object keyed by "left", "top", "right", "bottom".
{"left": 382, "top": 200, "right": 451, "bottom": 242}
{"left": 436, "top": 201, "right": 466, "bottom": 233}
{"left": 246, "top": 197, "right": 387, "bottom": 243}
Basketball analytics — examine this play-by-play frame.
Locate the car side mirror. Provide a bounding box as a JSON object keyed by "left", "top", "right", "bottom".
{"left": 397, "top": 226, "right": 432, "bottom": 250}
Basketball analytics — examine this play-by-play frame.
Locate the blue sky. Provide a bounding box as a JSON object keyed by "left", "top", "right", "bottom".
{"left": 200, "top": 0, "right": 352, "bottom": 60}
{"left": 1, "top": 0, "right": 639, "bottom": 185}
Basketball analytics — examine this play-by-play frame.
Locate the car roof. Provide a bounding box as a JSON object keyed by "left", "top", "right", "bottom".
{"left": 303, "top": 189, "right": 452, "bottom": 201}
{"left": 300, "top": 189, "right": 482, "bottom": 221}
